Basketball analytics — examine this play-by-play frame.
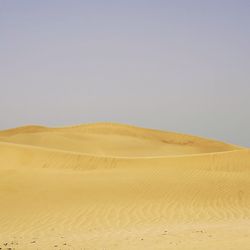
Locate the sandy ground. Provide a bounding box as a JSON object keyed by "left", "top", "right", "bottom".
{"left": 0, "top": 123, "right": 249, "bottom": 250}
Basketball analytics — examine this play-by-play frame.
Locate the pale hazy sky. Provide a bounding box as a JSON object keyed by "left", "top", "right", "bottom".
{"left": 0, "top": 0, "right": 249, "bottom": 146}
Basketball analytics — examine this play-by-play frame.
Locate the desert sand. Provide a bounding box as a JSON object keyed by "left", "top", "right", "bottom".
{"left": 0, "top": 122, "right": 249, "bottom": 250}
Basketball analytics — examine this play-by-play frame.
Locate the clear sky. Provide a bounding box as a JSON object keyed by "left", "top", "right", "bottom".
{"left": 0, "top": 0, "right": 249, "bottom": 146}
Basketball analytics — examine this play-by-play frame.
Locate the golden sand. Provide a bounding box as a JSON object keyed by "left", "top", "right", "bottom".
{"left": 0, "top": 123, "right": 249, "bottom": 249}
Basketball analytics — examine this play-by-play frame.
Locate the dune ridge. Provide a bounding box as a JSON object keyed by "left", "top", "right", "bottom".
{"left": 0, "top": 123, "right": 249, "bottom": 249}
{"left": 0, "top": 122, "right": 241, "bottom": 157}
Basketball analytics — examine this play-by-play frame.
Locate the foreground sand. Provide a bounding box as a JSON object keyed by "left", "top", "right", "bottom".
{"left": 0, "top": 123, "right": 249, "bottom": 249}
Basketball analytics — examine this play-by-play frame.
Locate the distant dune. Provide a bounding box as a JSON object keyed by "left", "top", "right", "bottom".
{"left": 0, "top": 123, "right": 249, "bottom": 249}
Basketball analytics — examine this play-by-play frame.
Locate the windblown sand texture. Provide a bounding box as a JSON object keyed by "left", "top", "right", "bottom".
{"left": 0, "top": 123, "right": 249, "bottom": 249}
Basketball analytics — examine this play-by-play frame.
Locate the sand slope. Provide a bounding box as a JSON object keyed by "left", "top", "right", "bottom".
{"left": 0, "top": 123, "right": 249, "bottom": 249}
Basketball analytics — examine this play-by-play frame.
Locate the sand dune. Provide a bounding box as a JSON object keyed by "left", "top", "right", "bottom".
{"left": 0, "top": 123, "right": 249, "bottom": 249}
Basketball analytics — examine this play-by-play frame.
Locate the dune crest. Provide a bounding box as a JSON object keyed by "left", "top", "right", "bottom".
{"left": 0, "top": 122, "right": 241, "bottom": 157}
{"left": 0, "top": 123, "right": 249, "bottom": 249}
